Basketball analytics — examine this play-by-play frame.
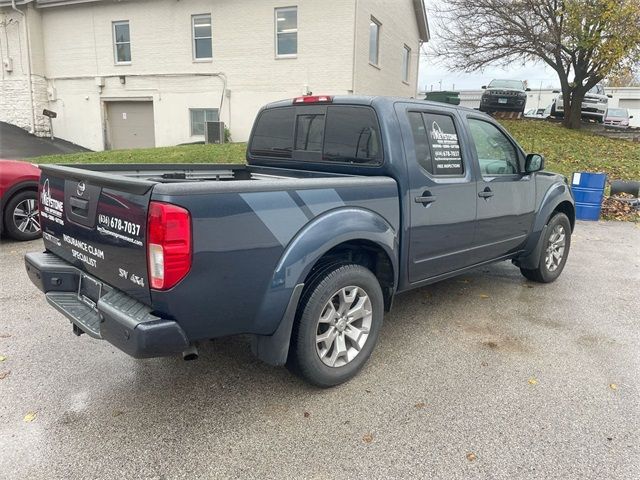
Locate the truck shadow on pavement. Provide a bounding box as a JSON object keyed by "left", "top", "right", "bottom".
{"left": 102, "top": 262, "right": 539, "bottom": 407}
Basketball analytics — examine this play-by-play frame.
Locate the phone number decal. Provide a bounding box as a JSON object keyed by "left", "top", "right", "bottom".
{"left": 98, "top": 214, "right": 141, "bottom": 237}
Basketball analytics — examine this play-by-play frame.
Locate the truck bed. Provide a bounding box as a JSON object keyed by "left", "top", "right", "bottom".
{"left": 63, "top": 163, "right": 348, "bottom": 184}
{"left": 36, "top": 162, "right": 400, "bottom": 344}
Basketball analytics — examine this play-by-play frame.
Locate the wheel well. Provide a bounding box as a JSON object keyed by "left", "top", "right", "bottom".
{"left": 304, "top": 240, "right": 395, "bottom": 311}
{"left": 552, "top": 201, "right": 575, "bottom": 231}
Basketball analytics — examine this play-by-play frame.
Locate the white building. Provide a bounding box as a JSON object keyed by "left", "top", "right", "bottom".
{"left": 0, "top": 0, "right": 429, "bottom": 150}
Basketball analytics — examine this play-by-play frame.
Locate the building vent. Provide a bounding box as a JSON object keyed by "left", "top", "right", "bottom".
{"left": 205, "top": 121, "right": 225, "bottom": 144}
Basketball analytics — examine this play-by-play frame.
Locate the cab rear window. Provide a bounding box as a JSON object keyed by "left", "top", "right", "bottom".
{"left": 250, "top": 107, "right": 294, "bottom": 158}
{"left": 250, "top": 105, "right": 382, "bottom": 165}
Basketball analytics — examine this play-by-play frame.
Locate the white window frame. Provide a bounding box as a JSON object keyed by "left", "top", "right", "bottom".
{"left": 275, "top": 6, "right": 298, "bottom": 58}
{"left": 369, "top": 16, "right": 381, "bottom": 67}
{"left": 192, "top": 14, "right": 213, "bottom": 61}
{"left": 189, "top": 108, "right": 219, "bottom": 137}
{"left": 112, "top": 20, "right": 131, "bottom": 65}
{"left": 402, "top": 45, "right": 411, "bottom": 83}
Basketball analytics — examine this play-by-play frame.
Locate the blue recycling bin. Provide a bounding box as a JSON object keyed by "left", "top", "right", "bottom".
{"left": 571, "top": 172, "right": 607, "bottom": 221}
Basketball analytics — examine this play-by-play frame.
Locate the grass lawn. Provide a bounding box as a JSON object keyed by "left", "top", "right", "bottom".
{"left": 35, "top": 142, "right": 247, "bottom": 165}
{"left": 34, "top": 120, "right": 639, "bottom": 183}
{"left": 500, "top": 119, "right": 640, "bottom": 181}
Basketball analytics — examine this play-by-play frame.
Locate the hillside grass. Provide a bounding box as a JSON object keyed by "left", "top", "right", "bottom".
{"left": 35, "top": 142, "right": 247, "bottom": 165}
{"left": 34, "top": 120, "right": 639, "bottom": 183}
{"left": 499, "top": 119, "right": 640, "bottom": 181}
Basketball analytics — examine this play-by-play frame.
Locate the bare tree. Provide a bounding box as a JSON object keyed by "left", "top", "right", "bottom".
{"left": 431, "top": 0, "right": 640, "bottom": 129}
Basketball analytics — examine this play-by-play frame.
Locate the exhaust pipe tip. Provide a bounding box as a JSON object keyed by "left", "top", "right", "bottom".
{"left": 182, "top": 345, "right": 199, "bottom": 361}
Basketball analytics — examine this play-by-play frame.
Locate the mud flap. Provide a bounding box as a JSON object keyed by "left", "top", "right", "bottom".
{"left": 514, "top": 225, "right": 547, "bottom": 270}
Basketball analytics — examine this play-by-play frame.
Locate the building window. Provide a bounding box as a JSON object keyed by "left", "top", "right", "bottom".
{"left": 190, "top": 108, "right": 219, "bottom": 136}
{"left": 192, "top": 14, "right": 212, "bottom": 60}
{"left": 402, "top": 45, "right": 411, "bottom": 83}
{"left": 113, "top": 21, "right": 131, "bottom": 64}
{"left": 369, "top": 17, "right": 380, "bottom": 66}
{"left": 275, "top": 7, "right": 297, "bottom": 57}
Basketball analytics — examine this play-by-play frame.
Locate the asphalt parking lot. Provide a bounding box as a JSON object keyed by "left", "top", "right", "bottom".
{"left": 0, "top": 221, "right": 638, "bottom": 479}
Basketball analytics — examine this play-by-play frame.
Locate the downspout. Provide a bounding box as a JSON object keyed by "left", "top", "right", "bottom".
{"left": 350, "top": 0, "right": 358, "bottom": 94}
{"left": 11, "top": 0, "right": 35, "bottom": 134}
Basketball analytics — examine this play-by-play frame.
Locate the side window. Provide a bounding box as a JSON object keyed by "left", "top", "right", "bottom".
{"left": 323, "top": 106, "right": 381, "bottom": 164}
{"left": 408, "top": 111, "right": 464, "bottom": 176}
{"left": 250, "top": 107, "right": 294, "bottom": 158}
{"left": 275, "top": 7, "right": 297, "bottom": 57}
{"left": 468, "top": 119, "right": 519, "bottom": 176}
{"left": 190, "top": 108, "right": 219, "bottom": 136}
{"left": 192, "top": 14, "right": 213, "bottom": 60}
{"left": 295, "top": 114, "right": 325, "bottom": 152}
{"left": 113, "top": 21, "right": 131, "bottom": 64}
{"left": 408, "top": 112, "right": 432, "bottom": 172}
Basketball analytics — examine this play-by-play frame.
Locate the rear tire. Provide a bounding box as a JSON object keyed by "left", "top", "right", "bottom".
{"left": 520, "top": 213, "right": 571, "bottom": 283}
{"left": 288, "top": 264, "right": 384, "bottom": 387}
{"left": 3, "top": 190, "right": 41, "bottom": 241}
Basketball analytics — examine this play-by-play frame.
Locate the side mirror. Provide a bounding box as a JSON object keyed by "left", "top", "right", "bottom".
{"left": 552, "top": 90, "right": 560, "bottom": 94}
{"left": 630, "top": 115, "right": 634, "bottom": 119}
{"left": 525, "top": 153, "right": 544, "bottom": 173}
{"left": 525, "top": 87, "right": 531, "bottom": 91}
{"left": 481, "top": 85, "right": 486, "bottom": 89}
{"left": 607, "top": 94, "right": 613, "bottom": 98}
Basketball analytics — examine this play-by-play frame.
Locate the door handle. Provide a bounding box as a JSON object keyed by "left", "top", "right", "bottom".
{"left": 415, "top": 191, "right": 437, "bottom": 206}
{"left": 478, "top": 188, "right": 494, "bottom": 199}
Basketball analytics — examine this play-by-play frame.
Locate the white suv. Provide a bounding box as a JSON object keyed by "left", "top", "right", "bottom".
{"left": 551, "top": 84, "right": 609, "bottom": 123}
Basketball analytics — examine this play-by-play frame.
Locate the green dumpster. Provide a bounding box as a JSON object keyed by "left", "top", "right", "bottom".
{"left": 424, "top": 91, "right": 460, "bottom": 105}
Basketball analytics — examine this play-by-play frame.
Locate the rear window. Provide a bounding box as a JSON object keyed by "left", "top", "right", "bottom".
{"left": 250, "top": 105, "right": 382, "bottom": 165}
{"left": 323, "top": 107, "right": 380, "bottom": 164}
{"left": 250, "top": 107, "right": 294, "bottom": 158}
{"left": 295, "top": 113, "right": 325, "bottom": 152}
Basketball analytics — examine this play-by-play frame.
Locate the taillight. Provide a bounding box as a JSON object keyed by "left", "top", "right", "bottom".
{"left": 293, "top": 95, "right": 333, "bottom": 104}
{"left": 147, "top": 201, "right": 192, "bottom": 290}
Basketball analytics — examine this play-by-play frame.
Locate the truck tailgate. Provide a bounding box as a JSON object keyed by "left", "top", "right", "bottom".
{"left": 38, "top": 165, "right": 155, "bottom": 305}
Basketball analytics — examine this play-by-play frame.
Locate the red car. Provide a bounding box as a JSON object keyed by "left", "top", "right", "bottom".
{"left": 0, "top": 159, "right": 41, "bottom": 241}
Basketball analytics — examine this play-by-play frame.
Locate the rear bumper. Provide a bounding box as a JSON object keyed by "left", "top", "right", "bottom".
{"left": 25, "top": 251, "right": 189, "bottom": 358}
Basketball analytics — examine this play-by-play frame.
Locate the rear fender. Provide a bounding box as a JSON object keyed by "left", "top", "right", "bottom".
{"left": 252, "top": 207, "right": 398, "bottom": 366}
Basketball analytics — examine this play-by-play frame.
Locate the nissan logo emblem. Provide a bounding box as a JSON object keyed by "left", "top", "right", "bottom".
{"left": 77, "top": 181, "right": 86, "bottom": 196}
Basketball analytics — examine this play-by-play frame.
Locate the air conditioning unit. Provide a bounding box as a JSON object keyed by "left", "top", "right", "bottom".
{"left": 205, "top": 121, "right": 225, "bottom": 144}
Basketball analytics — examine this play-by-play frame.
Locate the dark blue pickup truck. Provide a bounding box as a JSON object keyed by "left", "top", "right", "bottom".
{"left": 26, "top": 95, "right": 575, "bottom": 386}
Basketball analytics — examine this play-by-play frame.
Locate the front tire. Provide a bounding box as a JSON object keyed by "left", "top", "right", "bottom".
{"left": 288, "top": 264, "right": 384, "bottom": 387}
{"left": 520, "top": 213, "right": 571, "bottom": 283}
{"left": 3, "top": 190, "right": 41, "bottom": 241}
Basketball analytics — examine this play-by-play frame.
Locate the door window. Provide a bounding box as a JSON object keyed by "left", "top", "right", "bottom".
{"left": 468, "top": 119, "right": 519, "bottom": 176}
{"left": 407, "top": 111, "right": 464, "bottom": 176}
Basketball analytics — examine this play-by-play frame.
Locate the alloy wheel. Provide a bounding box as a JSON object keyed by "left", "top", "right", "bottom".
{"left": 544, "top": 224, "right": 566, "bottom": 272}
{"left": 315, "top": 286, "right": 372, "bottom": 368}
{"left": 13, "top": 198, "right": 40, "bottom": 235}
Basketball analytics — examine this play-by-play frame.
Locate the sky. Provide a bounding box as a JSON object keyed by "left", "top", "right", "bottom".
{"left": 418, "top": 54, "right": 561, "bottom": 92}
